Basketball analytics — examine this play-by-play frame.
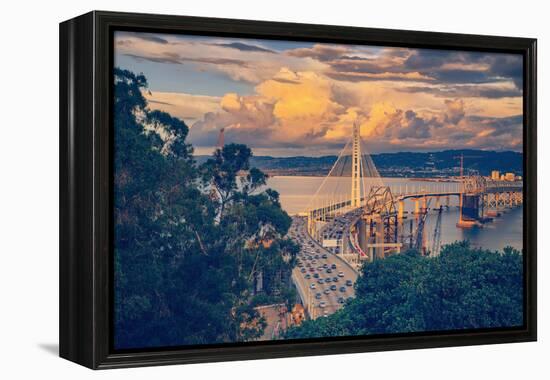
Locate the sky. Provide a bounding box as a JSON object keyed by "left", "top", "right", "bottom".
{"left": 114, "top": 31, "right": 523, "bottom": 157}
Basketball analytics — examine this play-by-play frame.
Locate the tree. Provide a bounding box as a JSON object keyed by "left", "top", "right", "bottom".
{"left": 285, "top": 242, "right": 523, "bottom": 339}
{"left": 113, "top": 68, "right": 297, "bottom": 349}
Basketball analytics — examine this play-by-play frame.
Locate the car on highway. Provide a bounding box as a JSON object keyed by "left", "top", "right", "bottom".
{"left": 346, "top": 280, "right": 353, "bottom": 286}
{"left": 305, "top": 274, "right": 311, "bottom": 279}
{"left": 318, "top": 279, "right": 324, "bottom": 284}
{"left": 319, "top": 301, "right": 326, "bottom": 308}
{"left": 330, "top": 285, "right": 337, "bottom": 291}
{"left": 322, "top": 263, "right": 328, "bottom": 268}
{"left": 315, "top": 293, "right": 322, "bottom": 300}
{"left": 332, "top": 276, "right": 339, "bottom": 282}
{"left": 309, "top": 268, "right": 315, "bottom": 272}
{"left": 326, "top": 268, "right": 332, "bottom": 274}
{"left": 310, "top": 283, "right": 316, "bottom": 289}
{"left": 322, "top": 254, "right": 328, "bottom": 259}
{"left": 331, "top": 264, "right": 337, "bottom": 269}
{"left": 300, "top": 268, "right": 306, "bottom": 273}
{"left": 323, "top": 289, "right": 331, "bottom": 295}
{"left": 313, "top": 273, "right": 319, "bottom": 279}
{"left": 325, "top": 277, "right": 331, "bottom": 283}
{"left": 337, "top": 297, "right": 345, "bottom": 304}
{"left": 338, "top": 271, "right": 345, "bottom": 277}
{"left": 339, "top": 286, "right": 346, "bottom": 293}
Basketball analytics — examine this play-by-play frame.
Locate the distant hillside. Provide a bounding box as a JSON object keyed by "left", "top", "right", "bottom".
{"left": 196, "top": 149, "right": 523, "bottom": 178}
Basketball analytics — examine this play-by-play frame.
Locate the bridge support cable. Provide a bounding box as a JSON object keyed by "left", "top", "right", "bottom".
{"left": 305, "top": 119, "right": 383, "bottom": 220}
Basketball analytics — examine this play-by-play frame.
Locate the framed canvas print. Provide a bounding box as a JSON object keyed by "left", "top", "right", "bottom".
{"left": 59, "top": 11, "right": 537, "bottom": 369}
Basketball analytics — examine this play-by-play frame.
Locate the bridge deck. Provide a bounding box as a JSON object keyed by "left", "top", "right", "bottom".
{"left": 288, "top": 217, "right": 357, "bottom": 319}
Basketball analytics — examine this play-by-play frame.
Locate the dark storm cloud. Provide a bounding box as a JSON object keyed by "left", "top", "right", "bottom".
{"left": 285, "top": 44, "right": 523, "bottom": 89}
{"left": 448, "top": 130, "right": 476, "bottom": 142}
{"left": 271, "top": 77, "right": 301, "bottom": 85}
{"left": 489, "top": 55, "right": 523, "bottom": 88}
{"left": 117, "top": 32, "right": 169, "bottom": 44}
{"left": 397, "top": 85, "right": 522, "bottom": 99}
{"left": 403, "top": 49, "right": 467, "bottom": 70}
{"left": 183, "top": 57, "right": 247, "bottom": 66}
{"left": 213, "top": 42, "right": 275, "bottom": 53}
{"left": 124, "top": 53, "right": 247, "bottom": 67}
{"left": 329, "top": 57, "right": 402, "bottom": 75}
{"left": 389, "top": 110, "right": 442, "bottom": 139}
{"left": 431, "top": 69, "right": 490, "bottom": 84}
{"left": 124, "top": 53, "right": 182, "bottom": 64}
{"left": 286, "top": 44, "right": 349, "bottom": 61}
{"left": 325, "top": 72, "right": 431, "bottom": 82}
{"left": 403, "top": 49, "right": 523, "bottom": 88}
{"left": 467, "top": 114, "right": 523, "bottom": 137}
{"left": 397, "top": 111, "right": 432, "bottom": 139}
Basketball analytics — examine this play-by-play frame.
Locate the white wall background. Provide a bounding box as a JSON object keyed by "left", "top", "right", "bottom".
{"left": 0, "top": 0, "right": 547, "bottom": 377}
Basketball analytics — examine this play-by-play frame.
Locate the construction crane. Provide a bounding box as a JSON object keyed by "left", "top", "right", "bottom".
{"left": 431, "top": 206, "right": 443, "bottom": 257}
{"left": 453, "top": 153, "right": 481, "bottom": 178}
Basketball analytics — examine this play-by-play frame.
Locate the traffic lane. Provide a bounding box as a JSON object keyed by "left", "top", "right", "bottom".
{"left": 295, "top": 253, "right": 356, "bottom": 313}
{"left": 290, "top": 217, "right": 357, "bottom": 317}
{"left": 295, "top": 257, "right": 351, "bottom": 312}
{"left": 294, "top": 219, "right": 357, "bottom": 283}
{"left": 295, "top": 262, "right": 355, "bottom": 316}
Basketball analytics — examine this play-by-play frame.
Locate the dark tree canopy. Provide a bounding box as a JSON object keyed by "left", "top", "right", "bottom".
{"left": 113, "top": 68, "right": 296, "bottom": 349}
{"left": 285, "top": 242, "right": 523, "bottom": 339}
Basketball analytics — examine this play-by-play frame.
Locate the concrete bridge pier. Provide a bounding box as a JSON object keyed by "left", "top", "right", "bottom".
{"left": 457, "top": 194, "right": 482, "bottom": 228}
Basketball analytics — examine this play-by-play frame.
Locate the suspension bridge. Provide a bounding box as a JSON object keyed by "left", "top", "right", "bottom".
{"left": 300, "top": 119, "right": 523, "bottom": 269}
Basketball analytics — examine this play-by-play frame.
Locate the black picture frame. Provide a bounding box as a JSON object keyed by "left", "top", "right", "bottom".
{"left": 59, "top": 10, "right": 537, "bottom": 369}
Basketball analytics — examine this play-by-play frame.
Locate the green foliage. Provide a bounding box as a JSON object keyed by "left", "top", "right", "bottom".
{"left": 113, "top": 68, "right": 296, "bottom": 349}
{"left": 285, "top": 242, "right": 523, "bottom": 339}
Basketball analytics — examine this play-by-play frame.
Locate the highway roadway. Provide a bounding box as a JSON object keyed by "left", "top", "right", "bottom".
{"left": 319, "top": 209, "right": 363, "bottom": 257}
{"left": 289, "top": 217, "right": 358, "bottom": 319}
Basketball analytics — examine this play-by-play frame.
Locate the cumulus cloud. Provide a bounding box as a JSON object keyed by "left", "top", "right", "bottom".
{"left": 115, "top": 32, "right": 524, "bottom": 154}
{"left": 444, "top": 99, "right": 466, "bottom": 124}
{"left": 183, "top": 65, "right": 518, "bottom": 154}
{"left": 189, "top": 68, "right": 348, "bottom": 150}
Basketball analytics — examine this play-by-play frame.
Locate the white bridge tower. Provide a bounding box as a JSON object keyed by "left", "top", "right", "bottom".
{"left": 351, "top": 120, "right": 362, "bottom": 207}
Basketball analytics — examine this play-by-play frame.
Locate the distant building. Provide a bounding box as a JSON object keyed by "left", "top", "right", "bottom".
{"left": 491, "top": 170, "right": 500, "bottom": 180}
{"left": 500, "top": 174, "right": 506, "bottom": 181}
{"left": 505, "top": 172, "right": 516, "bottom": 181}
